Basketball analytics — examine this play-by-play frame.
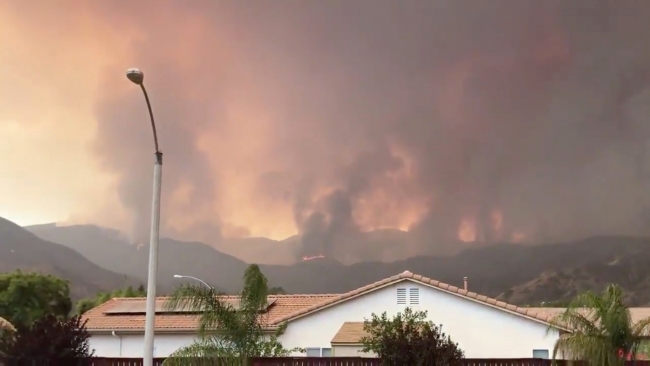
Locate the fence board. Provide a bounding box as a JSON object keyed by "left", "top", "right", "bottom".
{"left": 2, "top": 357, "right": 650, "bottom": 366}
{"left": 251, "top": 357, "right": 381, "bottom": 366}
{"left": 0, "top": 358, "right": 167, "bottom": 366}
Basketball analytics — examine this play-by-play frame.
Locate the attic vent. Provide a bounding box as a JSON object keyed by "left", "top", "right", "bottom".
{"left": 409, "top": 288, "right": 420, "bottom": 305}
{"left": 397, "top": 288, "right": 407, "bottom": 305}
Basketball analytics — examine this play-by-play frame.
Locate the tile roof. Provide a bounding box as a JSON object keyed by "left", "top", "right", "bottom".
{"left": 272, "top": 270, "right": 560, "bottom": 326}
{"left": 331, "top": 322, "right": 367, "bottom": 344}
{"left": 83, "top": 294, "right": 338, "bottom": 332}
{"left": 526, "top": 307, "right": 650, "bottom": 326}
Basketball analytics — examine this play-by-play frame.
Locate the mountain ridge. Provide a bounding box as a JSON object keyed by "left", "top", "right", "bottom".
{"left": 0, "top": 218, "right": 140, "bottom": 299}
{"left": 24, "top": 221, "right": 650, "bottom": 305}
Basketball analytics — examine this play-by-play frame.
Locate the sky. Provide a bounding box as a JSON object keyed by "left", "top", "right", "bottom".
{"left": 0, "top": 2, "right": 126, "bottom": 227}
{"left": 2, "top": 0, "right": 650, "bottom": 257}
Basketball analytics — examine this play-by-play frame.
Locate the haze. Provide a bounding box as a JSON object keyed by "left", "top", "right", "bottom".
{"left": 2, "top": 0, "right": 650, "bottom": 261}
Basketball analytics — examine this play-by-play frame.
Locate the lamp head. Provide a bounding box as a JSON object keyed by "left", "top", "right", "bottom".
{"left": 173, "top": 275, "right": 183, "bottom": 278}
{"left": 126, "top": 68, "right": 144, "bottom": 85}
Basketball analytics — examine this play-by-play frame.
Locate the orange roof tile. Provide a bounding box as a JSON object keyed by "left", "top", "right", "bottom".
{"left": 525, "top": 307, "right": 650, "bottom": 326}
{"left": 83, "top": 294, "right": 338, "bottom": 332}
{"left": 331, "top": 322, "right": 367, "bottom": 344}
{"left": 273, "top": 271, "right": 560, "bottom": 326}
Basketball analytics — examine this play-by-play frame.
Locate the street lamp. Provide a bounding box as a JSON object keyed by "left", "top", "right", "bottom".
{"left": 173, "top": 274, "right": 212, "bottom": 289}
{"left": 126, "top": 68, "right": 162, "bottom": 366}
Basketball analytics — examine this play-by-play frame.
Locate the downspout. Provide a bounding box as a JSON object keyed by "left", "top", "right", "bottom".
{"left": 112, "top": 331, "right": 123, "bottom": 357}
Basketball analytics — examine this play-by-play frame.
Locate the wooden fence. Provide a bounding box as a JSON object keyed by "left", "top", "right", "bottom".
{"left": 0, "top": 359, "right": 163, "bottom": 366}
{"left": 0, "top": 358, "right": 165, "bottom": 366}
{"left": 1, "top": 358, "right": 648, "bottom": 366}
{"left": 0, "top": 359, "right": 378, "bottom": 366}
{"left": 251, "top": 357, "right": 381, "bottom": 366}
{"left": 462, "top": 361, "right": 586, "bottom": 366}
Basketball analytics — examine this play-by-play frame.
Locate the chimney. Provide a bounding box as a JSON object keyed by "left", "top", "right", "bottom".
{"left": 463, "top": 277, "right": 468, "bottom": 291}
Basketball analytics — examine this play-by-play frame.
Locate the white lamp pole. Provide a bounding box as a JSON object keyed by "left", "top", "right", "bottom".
{"left": 173, "top": 274, "right": 212, "bottom": 289}
{"left": 126, "top": 68, "right": 162, "bottom": 366}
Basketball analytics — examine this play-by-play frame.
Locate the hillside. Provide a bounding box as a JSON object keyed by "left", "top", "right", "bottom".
{"left": 0, "top": 218, "right": 139, "bottom": 299}
{"left": 498, "top": 253, "right": 650, "bottom": 306}
{"left": 25, "top": 224, "right": 249, "bottom": 294}
{"left": 26, "top": 222, "right": 650, "bottom": 305}
{"left": 218, "top": 236, "right": 299, "bottom": 265}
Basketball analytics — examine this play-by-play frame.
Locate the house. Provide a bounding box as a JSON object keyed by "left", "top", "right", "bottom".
{"left": 83, "top": 294, "right": 337, "bottom": 357}
{"left": 271, "top": 271, "right": 563, "bottom": 358}
{"left": 83, "top": 270, "right": 598, "bottom": 358}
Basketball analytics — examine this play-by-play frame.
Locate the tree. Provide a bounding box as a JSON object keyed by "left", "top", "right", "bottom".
{"left": 268, "top": 287, "right": 287, "bottom": 295}
{"left": 0, "top": 314, "right": 93, "bottom": 359}
{"left": 537, "top": 300, "right": 571, "bottom": 307}
{"left": 0, "top": 271, "right": 72, "bottom": 329}
{"left": 75, "top": 299, "right": 98, "bottom": 316}
{"left": 164, "top": 264, "right": 300, "bottom": 365}
{"left": 549, "top": 284, "right": 650, "bottom": 365}
{"left": 76, "top": 285, "right": 147, "bottom": 315}
{"left": 361, "top": 308, "right": 464, "bottom": 366}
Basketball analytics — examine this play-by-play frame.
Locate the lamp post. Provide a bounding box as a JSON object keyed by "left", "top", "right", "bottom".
{"left": 126, "top": 68, "right": 162, "bottom": 366}
{"left": 173, "top": 274, "right": 212, "bottom": 289}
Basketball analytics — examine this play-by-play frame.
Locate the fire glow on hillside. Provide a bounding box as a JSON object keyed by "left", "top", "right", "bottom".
{"left": 302, "top": 255, "right": 325, "bottom": 262}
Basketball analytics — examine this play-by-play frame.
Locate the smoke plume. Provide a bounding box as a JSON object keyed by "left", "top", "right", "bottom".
{"left": 5, "top": 0, "right": 650, "bottom": 262}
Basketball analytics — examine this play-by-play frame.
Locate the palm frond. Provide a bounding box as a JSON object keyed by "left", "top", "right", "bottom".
{"left": 632, "top": 316, "right": 650, "bottom": 338}
{"left": 163, "top": 339, "right": 246, "bottom": 366}
{"left": 165, "top": 283, "right": 219, "bottom": 313}
{"left": 549, "top": 284, "right": 643, "bottom": 365}
{"left": 550, "top": 309, "right": 600, "bottom": 334}
{"left": 240, "top": 264, "right": 268, "bottom": 313}
{"left": 165, "top": 264, "right": 293, "bottom": 360}
{"left": 553, "top": 333, "right": 618, "bottom": 365}
{"left": 553, "top": 331, "right": 611, "bottom": 361}
{"left": 568, "top": 290, "right": 604, "bottom": 309}
{"left": 165, "top": 284, "right": 239, "bottom": 337}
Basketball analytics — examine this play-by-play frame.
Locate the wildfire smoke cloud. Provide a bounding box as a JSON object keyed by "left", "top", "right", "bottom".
{"left": 2, "top": 0, "right": 650, "bottom": 262}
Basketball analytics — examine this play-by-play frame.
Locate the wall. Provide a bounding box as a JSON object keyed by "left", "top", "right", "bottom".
{"left": 89, "top": 333, "right": 197, "bottom": 357}
{"left": 333, "top": 345, "right": 375, "bottom": 357}
{"left": 279, "top": 279, "right": 560, "bottom": 358}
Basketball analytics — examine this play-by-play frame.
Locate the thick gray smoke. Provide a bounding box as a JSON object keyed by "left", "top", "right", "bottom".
{"left": 47, "top": 0, "right": 650, "bottom": 259}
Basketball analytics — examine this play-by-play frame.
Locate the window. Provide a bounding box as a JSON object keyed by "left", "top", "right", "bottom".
{"left": 409, "top": 288, "right": 420, "bottom": 305}
{"left": 397, "top": 288, "right": 407, "bottom": 304}
{"left": 533, "top": 349, "right": 549, "bottom": 359}
{"left": 306, "top": 348, "right": 321, "bottom": 357}
{"left": 305, "top": 347, "right": 331, "bottom": 357}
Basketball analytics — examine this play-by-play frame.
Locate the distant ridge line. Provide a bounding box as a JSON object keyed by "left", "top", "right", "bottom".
{"left": 22, "top": 222, "right": 58, "bottom": 229}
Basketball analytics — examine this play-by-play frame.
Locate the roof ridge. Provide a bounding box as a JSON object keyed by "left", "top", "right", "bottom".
{"left": 270, "top": 294, "right": 341, "bottom": 297}
{"left": 109, "top": 293, "right": 342, "bottom": 302}
{"left": 271, "top": 271, "right": 557, "bottom": 326}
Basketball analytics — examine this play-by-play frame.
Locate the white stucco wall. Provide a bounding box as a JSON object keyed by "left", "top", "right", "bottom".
{"left": 279, "top": 279, "right": 560, "bottom": 358}
{"left": 90, "top": 333, "right": 198, "bottom": 357}
{"left": 333, "top": 345, "right": 375, "bottom": 357}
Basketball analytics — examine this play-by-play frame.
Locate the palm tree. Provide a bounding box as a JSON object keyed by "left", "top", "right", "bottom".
{"left": 549, "top": 284, "right": 650, "bottom": 365}
{"left": 163, "top": 265, "right": 298, "bottom": 365}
